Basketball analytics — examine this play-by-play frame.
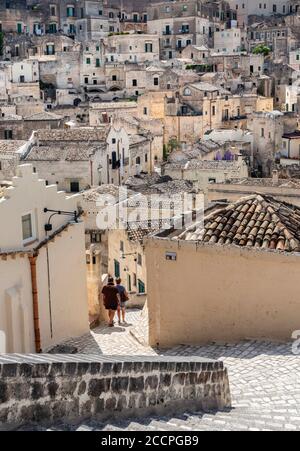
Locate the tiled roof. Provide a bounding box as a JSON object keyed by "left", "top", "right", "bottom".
{"left": 24, "top": 143, "right": 105, "bottom": 161}
{"left": 129, "top": 135, "right": 149, "bottom": 146}
{"left": 125, "top": 174, "right": 194, "bottom": 195}
{"left": 218, "top": 178, "right": 300, "bottom": 189}
{"left": 34, "top": 128, "right": 107, "bottom": 142}
{"left": 177, "top": 195, "right": 300, "bottom": 252}
{"left": 164, "top": 159, "right": 242, "bottom": 171}
{"left": 25, "top": 111, "right": 63, "bottom": 121}
{"left": 82, "top": 185, "right": 135, "bottom": 202}
{"left": 127, "top": 219, "right": 172, "bottom": 243}
{"left": 0, "top": 140, "right": 27, "bottom": 155}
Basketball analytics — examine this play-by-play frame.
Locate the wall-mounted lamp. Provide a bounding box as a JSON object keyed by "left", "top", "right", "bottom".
{"left": 44, "top": 208, "right": 79, "bottom": 232}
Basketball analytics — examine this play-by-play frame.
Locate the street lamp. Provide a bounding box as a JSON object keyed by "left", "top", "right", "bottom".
{"left": 43, "top": 208, "right": 79, "bottom": 232}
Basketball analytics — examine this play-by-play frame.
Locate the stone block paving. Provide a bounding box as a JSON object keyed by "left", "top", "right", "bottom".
{"left": 44, "top": 310, "right": 300, "bottom": 431}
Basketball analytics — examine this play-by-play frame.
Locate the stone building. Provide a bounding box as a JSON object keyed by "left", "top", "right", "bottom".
{"left": 89, "top": 101, "right": 138, "bottom": 126}
{"left": 146, "top": 193, "right": 300, "bottom": 347}
{"left": 248, "top": 110, "right": 298, "bottom": 176}
{"left": 207, "top": 172, "right": 300, "bottom": 207}
{"left": 227, "top": 0, "right": 291, "bottom": 27}
{"left": 163, "top": 156, "right": 249, "bottom": 192}
{"left": 137, "top": 82, "right": 273, "bottom": 144}
{"left": 22, "top": 128, "right": 107, "bottom": 192}
{"left": 0, "top": 110, "right": 64, "bottom": 140}
{"left": 213, "top": 27, "right": 242, "bottom": 54}
{"left": 146, "top": 0, "right": 236, "bottom": 59}
{"left": 0, "top": 164, "right": 89, "bottom": 353}
{"left": 105, "top": 33, "right": 160, "bottom": 64}
{"left": 0, "top": 139, "right": 26, "bottom": 181}
{"left": 105, "top": 124, "right": 152, "bottom": 185}
{"left": 108, "top": 224, "right": 148, "bottom": 307}
{"left": 247, "top": 22, "right": 296, "bottom": 62}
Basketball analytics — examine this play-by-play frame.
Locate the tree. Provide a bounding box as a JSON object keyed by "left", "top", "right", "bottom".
{"left": 252, "top": 45, "right": 271, "bottom": 56}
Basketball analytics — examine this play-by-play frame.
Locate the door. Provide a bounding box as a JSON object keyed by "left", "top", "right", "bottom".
{"left": 70, "top": 181, "right": 80, "bottom": 192}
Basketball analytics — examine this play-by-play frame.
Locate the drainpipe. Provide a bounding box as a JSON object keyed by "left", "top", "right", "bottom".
{"left": 29, "top": 253, "right": 42, "bottom": 353}
{"left": 90, "top": 160, "right": 94, "bottom": 186}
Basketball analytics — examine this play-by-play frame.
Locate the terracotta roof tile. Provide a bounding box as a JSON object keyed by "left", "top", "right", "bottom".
{"left": 176, "top": 195, "right": 300, "bottom": 252}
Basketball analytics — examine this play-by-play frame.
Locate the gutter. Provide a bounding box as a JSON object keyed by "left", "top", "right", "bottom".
{"left": 28, "top": 253, "right": 42, "bottom": 353}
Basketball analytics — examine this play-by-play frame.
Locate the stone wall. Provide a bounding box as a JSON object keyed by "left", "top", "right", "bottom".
{"left": 0, "top": 354, "right": 231, "bottom": 430}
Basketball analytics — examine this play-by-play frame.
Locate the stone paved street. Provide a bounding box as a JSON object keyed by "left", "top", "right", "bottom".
{"left": 47, "top": 310, "right": 300, "bottom": 431}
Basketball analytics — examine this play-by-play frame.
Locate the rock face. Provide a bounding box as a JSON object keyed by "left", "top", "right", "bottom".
{"left": 0, "top": 354, "right": 231, "bottom": 430}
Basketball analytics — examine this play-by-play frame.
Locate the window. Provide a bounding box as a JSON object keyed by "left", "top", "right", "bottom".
{"left": 153, "top": 77, "right": 159, "bottom": 86}
{"left": 120, "top": 241, "right": 124, "bottom": 252}
{"left": 132, "top": 79, "right": 137, "bottom": 87}
{"left": 96, "top": 58, "right": 100, "bottom": 67}
{"left": 50, "top": 5, "right": 56, "bottom": 16}
{"left": 46, "top": 44, "right": 55, "bottom": 55}
{"left": 91, "top": 233, "right": 101, "bottom": 243}
{"left": 17, "top": 23, "right": 22, "bottom": 33}
{"left": 86, "top": 58, "right": 91, "bottom": 64}
{"left": 4, "top": 130, "right": 13, "bottom": 140}
{"left": 70, "top": 181, "right": 80, "bottom": 192}
{"left": 22, "top": 213, "right": 34, "bottom": 242}
{"left": 133, "top": 273, "right": 137, "bottom": 287}
{"left": 137, "top": 253, "right": 142, "bottom": 266}
{"left": 145, "top": 43, "right": 153, "bottom": 53}
{"left": 143, "top": 107, "right": 148, "bottom": 115}
{"left": 138, "top": 279, "right": 145, "bottom": 294}
{"left": 49, "top": 23, "right": 57, "bottom": 33}
{"left": 66, "top": 6, "right": 75, "bottom": 17}
{"left": 114, "top": 260, "right": 120, "bottom": 278}
{"left": 261, "top": 128, "right": 265, "bottom": 138}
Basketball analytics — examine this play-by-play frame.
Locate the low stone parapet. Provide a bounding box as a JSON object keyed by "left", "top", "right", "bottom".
{"left": 0, "top": 354, "right": 231, "bottom": 430}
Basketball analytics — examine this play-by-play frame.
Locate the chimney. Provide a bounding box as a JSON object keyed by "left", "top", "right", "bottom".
{"left": 272, "top": 169, "right": 279, "bottom": 184}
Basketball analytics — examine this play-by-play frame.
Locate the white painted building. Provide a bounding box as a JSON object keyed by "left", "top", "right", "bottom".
{"left": 289, "top": 49, "right": 300, "bottom": 71}
{"left": 0, "top": 164, "right": 89, "bottom": 353}
{"left": 11, "top": 60, "right": 40, "bottom": 84}
{"left": 214, "top": 28, "right": 242, "bottom": 54}
{"left": 105, "top": 34, "right": 160, "bottom": 64}
{"left": 227, "top": 0, "right": 291, "bottom": 27}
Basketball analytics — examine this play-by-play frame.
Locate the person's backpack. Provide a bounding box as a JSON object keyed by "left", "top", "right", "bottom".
{"left": 119, "top": 285, "right": 129, "bottom": 303}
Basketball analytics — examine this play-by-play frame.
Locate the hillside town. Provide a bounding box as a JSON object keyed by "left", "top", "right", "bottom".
{"left": 1, "top": 0, "right": 300, "bottom": 433}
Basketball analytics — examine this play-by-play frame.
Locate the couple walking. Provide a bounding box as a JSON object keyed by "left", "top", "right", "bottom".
{"left": 101, "top": 277, "right": 129, "bottom": 327}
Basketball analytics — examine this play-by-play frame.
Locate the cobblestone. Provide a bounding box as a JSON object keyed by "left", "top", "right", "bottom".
{"left": 47, "top": 310, "right": 300, "bottom": 431}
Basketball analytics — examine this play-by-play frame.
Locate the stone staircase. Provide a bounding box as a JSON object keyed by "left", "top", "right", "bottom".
{"left": 22, "top": 405, "right": 300, "bottom": 431}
